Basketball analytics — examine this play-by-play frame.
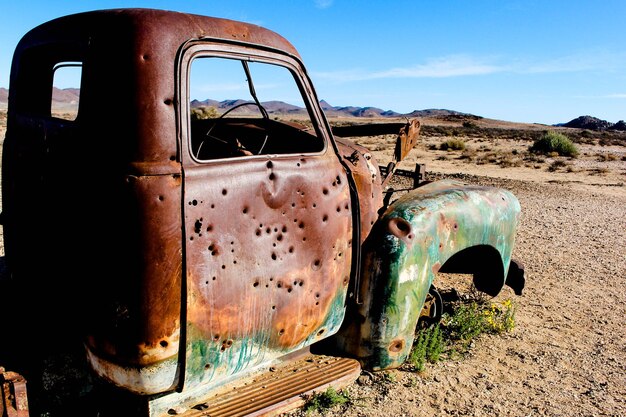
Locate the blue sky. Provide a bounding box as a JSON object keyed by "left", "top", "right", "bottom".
{"left": 1, "top": 0, "right": 624, "bottom": 125}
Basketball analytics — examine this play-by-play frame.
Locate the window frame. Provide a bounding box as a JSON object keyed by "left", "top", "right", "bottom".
{"left": 178, "top": 41, "right": 330, "bottom": 165}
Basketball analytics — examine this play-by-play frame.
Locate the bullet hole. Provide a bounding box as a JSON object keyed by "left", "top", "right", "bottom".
{"left": 298, "top": 280, "right": 304, "bottom": 287}
{"left": 338, "top": 252, "right": 343, "bottom": 258}
{"left": 454, "top": 223, "right": 459, "bottom": 230}
{"left": 170, "top": 155, "right": 176, "bottom": 161}
{"left": 291, "top": 203, "right": 296, "bottom": 208}
{"left": 231, "top": 241, "right": 234, "bottom": 245}
{"left": 221, "top": 265, "right": 226, "bottom": 269}
{"left": 287, "top": 287, "right": 292, "bottom": 293}
{"left": 205, "top": 280, "right": 209, "bottom": 285}
{"left": 312, "top": 259, "right": 322, "bottom": 270}
{"left": 296, "top": 162, "right": 301, "bottom": 167}
{"left": 407, "top": 234, "right": 414, "bottom": 240}
{"left": 266, "top": 161, "right": 273, "bottom": 169}
{"left": 256, "top": 230, "right": 262, "bottom": 236}
{"left": 336, "top": 206, "right": 341, "bottom": 212}
{"left": 389, "top": 339, "right": 405, "bottom": 353}
{"left": 191, "top": 200, "right": 198, "bottom": 206}
{"left": 332, "top": 181, "right": 337, "bottom": 187}
{"left": 282, "top": 226, "right": 287, "bottom": 233}
{"left": 208, "top": 244, "right": 215, "bottom": 251}
{"left": 322, "top": 215, "right": 328, "bottom": 222}
{"left": 269, "top": 277, "right": 274, "bottom": 281}
{"left": 315, "top": 302, "right": 320, "bottom": 306}
{"left": 302, "top": 237, "right": 307, "bottom": 241}
{"left": 160, "top": 340, "right": 168, "bottom": 348}
{"left": 344, "top": 203, "right": 349, "bottom": 210}
{"left": 158, "top": 195, "right": 164, "bottom": 201}
{"left": 298, "top": 221, "right": 305, "bottom": 229}
{"left": 277, "top": 281, "right": 283, "bottom": 288}
{"left": 313, "top": 203, "right": 317, "bottom": 208}
{"left": 269, "top": 173, "right": 275, "bottom": 181}
{"left": 204, "top": 364, "right": 211, "bottom": 370}
{"left": 336, "top": 175, "right": 341, "bottom": 184}
{"left": 213, "top": 335, "right": 220, "bottom": 341}
{"left": 253, "top": 281, "right": 259, "bottom": 287}
{"left": 370, "top": 220, "right": 374, "bottom": 226}
{"left": 222, "top": 189, "right": 227, "bottom": 196}
{"left": 277, "top": 234, "right": 283, "bottom": 241}
{"left": 288, "top": 246, "right": 294, "bottom": 253}
{"left": 315, "top": 293, "right": 320, "bottom": 299}
{"left": 243, "top": 207, "right": 248, "bottom": 214}
{"left": 279, "top": 329, "right": 285, "bottom": 335}
{"left": 164, "top": 98, "right": 173, "bottom": 106}
{"left": 343, "top": 277, "right": 349, "bottom": 285}
{"left": 210, "top": 204, "right": 215, "bottom": 209}
{"left": 271, "top": 253, "right": 277, "bottom": 261}
{"left": 226, "top": 340, "right": 232, "bottom": 347}
{"left": 271, "top": 305, "right": 276, "bottom": 310}
{"left": 266, "top": 227, "right": 271, "bottom": 234}
{"left": 348, "top": 239, "right": 352, "bottom": 247}
{"left": 212, "top": 276, "right": 216, "bottom": 281}
{"left": 317, "top": 329, "right": 325, "bottom": 336}
{"left": 233, "top": 260, "right": 237, "bottom": 264}
{"left": 189, "top": 236, "right": 194, "bottom": 241}
{"left": 273, "top": 243, "right": 277, "bottom": 247}
{"left": 231, "top": 249, "right": 235, "bottom": 253}
{"left": 322, "top": 188, "right": 329, "bottom": 195}
{"left": 206, "top": 225, "right": 213, "bottom": 232}
{"left": 259, "top": 223, "right": 264, "bottom": 227}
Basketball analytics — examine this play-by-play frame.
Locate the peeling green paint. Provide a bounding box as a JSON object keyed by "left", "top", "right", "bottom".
{"left": 335, "top": 180, "right": 521, "bottom": 370}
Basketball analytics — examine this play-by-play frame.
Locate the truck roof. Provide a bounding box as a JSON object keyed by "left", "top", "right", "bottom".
{"left": 16, "top": 8, "right": 300, "bottom": 59}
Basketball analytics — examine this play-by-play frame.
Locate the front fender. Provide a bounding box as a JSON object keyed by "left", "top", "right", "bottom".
{"left": 337, "top": 179, "right": 521, "bottom": 370}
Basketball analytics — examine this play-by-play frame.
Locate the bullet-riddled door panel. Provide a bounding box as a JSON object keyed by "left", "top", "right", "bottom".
{"left": 181, "top": 52, "right": 352, "bottom": 390}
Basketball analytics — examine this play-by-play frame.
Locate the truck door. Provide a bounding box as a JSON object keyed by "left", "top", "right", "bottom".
{"left": 179, "top": 45, "right": 353, "bottom": 390}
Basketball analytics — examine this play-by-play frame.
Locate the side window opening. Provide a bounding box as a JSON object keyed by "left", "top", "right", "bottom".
{"left": 189, "top": 56, "right": 324, "bottom": 160}
{"left": 51, "top": 62, "right": 81, "bottom": 121}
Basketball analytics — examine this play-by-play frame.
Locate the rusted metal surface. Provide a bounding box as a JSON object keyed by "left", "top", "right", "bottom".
{"left": 335, "top": 139, "right": 383, "bottom": 243}
{"left": 333, "top": 179, "right": 521, "bottom": 370}
{"left": 181, "top": 153, "right": 352, "bottom": 391}
{"left": 0, "top": 368, "right": 29, "bottom": 417}
{"left": 148, "top": 353, "right": 361, "bottom": 417}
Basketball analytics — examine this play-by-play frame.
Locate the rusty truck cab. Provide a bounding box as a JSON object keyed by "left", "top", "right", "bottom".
{"left": 2, "top": 8, "right": 368, "bottom": 407}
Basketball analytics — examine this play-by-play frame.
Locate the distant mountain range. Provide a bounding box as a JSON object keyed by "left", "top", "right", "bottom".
{"left": 1, "top": 87, "right": 623, "bottom": 130}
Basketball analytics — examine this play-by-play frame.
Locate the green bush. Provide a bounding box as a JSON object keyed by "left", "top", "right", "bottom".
{"left": 191, "top": 105, "right": 219, "bottom": 120}
{"left": 439, "top": 138, "right": 466, "bottom": 151}
{"left": 408, "top": 324, "right": 444, "bottom": 371}
{"left": 303, "top": 387, "right": 351, "bottom": 414}
{"left": 529, "top": 131, "right": 579, "bottom": 157}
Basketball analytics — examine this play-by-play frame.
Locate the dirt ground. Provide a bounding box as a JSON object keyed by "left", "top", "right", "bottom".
{"left": 0, "top": 113, "right": 625, "bottom": 416}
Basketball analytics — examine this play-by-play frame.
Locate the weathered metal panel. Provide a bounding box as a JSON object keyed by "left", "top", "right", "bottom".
{"left": 84, "top": 173, "right": 183, "bottom": 394}
{"left": 182, "top": 154, "right": 352, "bottom": 391}
{"left": 335, "top": 139, "right": 383, "bottom": 243}
{"left": 335, "top": 179, "right": 521, "bottom": 370}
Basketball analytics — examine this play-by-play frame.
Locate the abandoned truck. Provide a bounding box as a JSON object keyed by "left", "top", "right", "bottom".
{"left": 0, "top": 8, "right": 525, "bottom": 417}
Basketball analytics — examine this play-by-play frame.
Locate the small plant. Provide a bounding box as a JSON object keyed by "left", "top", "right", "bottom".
{"left": 483, "top": 299, "right": 516, "bottom": 334}
{"left": 302, "top": 387, "right": 352, "bottom": 414}
{"left": 439, "top": 138, "right": 466, "bottom": 151}
{"left": 408, "top": 324, "right": 444, "bottom": 371}
{"left": 529, "top": 131, "right": 579, "bottom": 157}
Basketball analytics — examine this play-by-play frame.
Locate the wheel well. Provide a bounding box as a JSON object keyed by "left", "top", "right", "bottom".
{"left": 438, "top": 245, "right": 505, "bottom": 296}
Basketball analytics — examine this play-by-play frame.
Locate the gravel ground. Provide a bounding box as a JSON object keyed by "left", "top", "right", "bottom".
{"left": 286, "top": 172, "right": 626, "bottom": 417}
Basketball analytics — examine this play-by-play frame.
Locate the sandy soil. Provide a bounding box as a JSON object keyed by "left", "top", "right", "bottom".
{"left": 1, "top": 113, "right": 625, "bottom": 416}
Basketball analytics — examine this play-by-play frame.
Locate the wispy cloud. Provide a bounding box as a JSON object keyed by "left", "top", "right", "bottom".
{"left": 314, "top": 0, "right": 333, "bottom": 9}
{"left": 313, "top": 51, "right": 626, "bottom": 82}
{"left": 605, "top": 93, "right": 626, "bottom": 99}
{"left": 314, "top": 55, "right": 506, "bottom": 82}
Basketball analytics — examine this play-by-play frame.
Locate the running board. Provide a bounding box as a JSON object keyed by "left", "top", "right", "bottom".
{"left": 151, "top": 355, "right": 361, "bottom": 417}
